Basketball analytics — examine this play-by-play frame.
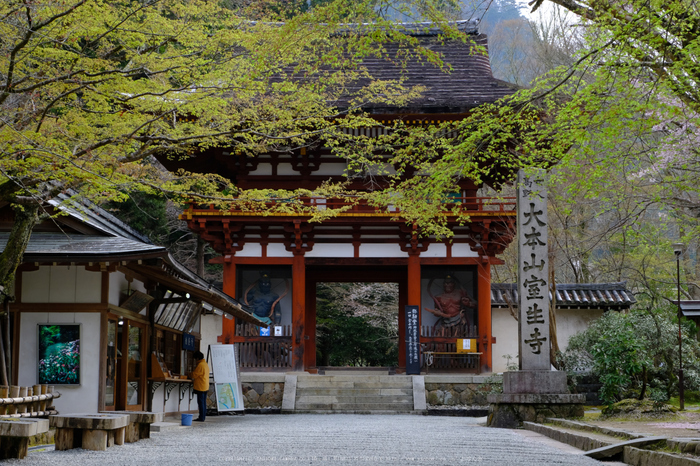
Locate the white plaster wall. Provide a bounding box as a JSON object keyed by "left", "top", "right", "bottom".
{"left": 490, "top": 307, "right": 605, "bottom": 372}
{"left": 314, "top": 165, "right": 344, "bottom": 176}
{"left": 555, "top": 308, "right": 604, "bottom": 351}
{"left": 151, "top": 384, "right": 195, "bottom": 415}
{"left": 248, "top": 165, "right": 272, "bottom": 176}
{"left": 236, "top": 243, "right": 263, "bottom": 257}
{"left": 108, "top": 271, "right": 148, "bottom": 307}
{"left": 19, "top": 312, "right": 101, "bottom": 413}
{"left": 451, "top": 244, "right": 479, "bottom": 258}
{"left": 265, "top": 244, "right": 294, "bottom": 257}
{"left": 305, "top": 244, "right": 354, "bottom": 258}
{"left": 22, "top": 266, "right": 101, "bottom": 303}
{"left": 277, "top": 164, "right": 295, "bottom": 175}
{"left": 491, "top": 307, "right": 519, "bottom": 373}
{"left": 422, "top": 243, "right": 447, "bottom": 258}
{"left": 200, "top": 314, "right": 223, "bottom": 354}
{"left": 359, "top": 243, "right": 407, "bottom": 258}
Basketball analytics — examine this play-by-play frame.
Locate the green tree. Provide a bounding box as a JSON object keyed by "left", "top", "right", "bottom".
{"left": 562, "top": 307, "right": 700, "bottom": 404}
{"left": 0, "top": 0, "right": 459, "bottom": 384}
{"left": 316, "top": 282, "right": 399, "bottom": 366}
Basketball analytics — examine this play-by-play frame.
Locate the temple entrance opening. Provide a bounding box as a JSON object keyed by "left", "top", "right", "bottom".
{"left": 315, "top": 282, "right": 399, "bottom": 368}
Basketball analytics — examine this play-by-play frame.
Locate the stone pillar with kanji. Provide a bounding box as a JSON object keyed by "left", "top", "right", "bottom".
{"left": 487, "top": 169, "right": 585, "bottom": 428}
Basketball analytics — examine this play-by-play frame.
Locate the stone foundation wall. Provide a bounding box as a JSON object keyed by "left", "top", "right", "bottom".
{"left": 240, "top": 374, "right": 285, "bottom": 409}
{"left": 424, "top": 375, "right": 501, "bottom": 406}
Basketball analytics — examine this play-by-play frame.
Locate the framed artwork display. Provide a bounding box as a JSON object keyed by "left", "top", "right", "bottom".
{"left": 38, "top": 324, "right": 81, "bottom": 385}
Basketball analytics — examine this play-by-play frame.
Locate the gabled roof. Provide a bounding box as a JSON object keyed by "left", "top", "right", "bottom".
{"left": 491, "top": 282, "right": 636, "bottom": 310}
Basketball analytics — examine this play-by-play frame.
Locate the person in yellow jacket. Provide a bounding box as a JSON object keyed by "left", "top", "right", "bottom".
{"left": 190, "top": 351, "right": 209, "bottom": 422}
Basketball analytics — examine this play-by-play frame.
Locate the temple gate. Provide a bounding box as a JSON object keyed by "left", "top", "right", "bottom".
{"left": 161, "top": 21, "right": 519, "bottom": 373}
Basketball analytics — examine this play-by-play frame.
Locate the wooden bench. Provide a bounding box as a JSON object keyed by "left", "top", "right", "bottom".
{"left": 423, "top": 351, "right": 482, "bottom": 374}
{"left": 0, "top": 418, "right": 49, "bottom": 459}
{"left": 50, "top": 413, "right": 129, "bottom": 451}
{"left": 100, "top": 411, "right": 163, "bottom": 442}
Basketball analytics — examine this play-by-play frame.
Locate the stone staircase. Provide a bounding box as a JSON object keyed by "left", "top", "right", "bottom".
{"left": 292, "top": 374, "right": 417, "bottom": 413}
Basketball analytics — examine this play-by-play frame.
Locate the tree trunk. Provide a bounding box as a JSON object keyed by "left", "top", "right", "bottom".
{"left": 0, "top": 202, "right": 41, "bottom": 384}
{"left": 196, "top": 236, "right": 205, "bottom": 277}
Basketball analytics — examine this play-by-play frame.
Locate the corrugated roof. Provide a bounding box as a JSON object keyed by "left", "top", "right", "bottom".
{"left": 2, "top": 196, "right": 265, "bottom": 326}
{"left": 48, "top": 192, "right": 152, "bottom": 243}
{"left": 491, "top": 282, "right": 636, "bottom": 310}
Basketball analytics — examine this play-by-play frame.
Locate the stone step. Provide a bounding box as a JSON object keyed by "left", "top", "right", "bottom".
{"left": 294, "top": 409, "right": 419, "bottom": 415}
{"left": 296, "top": 388, "right": 413, "bottom": 397}
{"left": 296, "top": 380, "right": 412, "bottom": 390}
{"left": 296, "top": 395, "right": 414, "bottom": 405}
{"left": 295, "top": 402, "right": 414, "bottom": 411}
{"left": 296, "top": 375, "right": 412, "bottom": 384}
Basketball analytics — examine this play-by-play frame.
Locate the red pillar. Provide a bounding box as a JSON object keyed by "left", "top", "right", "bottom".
{"left": 477, "top": 260, "right": 492, "bottom": 372}
{"left": 220, "top": 260, "right": 236, "bottom": 344}
{"left": 291, "top": 253, "right": 306, "bottom": 371}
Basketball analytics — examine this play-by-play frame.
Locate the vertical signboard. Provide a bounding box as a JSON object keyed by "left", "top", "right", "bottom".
{"left": 209, "top": 344, "right": 245, "bottom": 412}
{"left": 405, "top": 305, "right": 421, "bottom": 375}
{"left": 517, "top": 169, "right": 550, "bottom": 370}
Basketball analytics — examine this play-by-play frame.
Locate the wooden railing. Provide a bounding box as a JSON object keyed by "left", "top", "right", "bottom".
{"left": 421, "top": 325, "right": 479, "bottom": 339}
{"left": 0, "top": 385, "right": 60, "bottom": 417}
{"left": 188, "top": 196, "right": 517, "bottom": 217}
{"left": 235, "top": 323, "right": 291, "bottom": 337}
{"left": 236, "top": 342, "right": 292, "bottom": 369}
{"left": 420, "top": 326, "right": 481, "bottom": 372}
{"left": 235, "top": 323, "right": 292, "bottom": 369}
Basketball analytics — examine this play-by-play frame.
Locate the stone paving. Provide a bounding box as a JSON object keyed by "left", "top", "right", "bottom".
{"left": 13, "top": 414, "right": 602, "bottom": 465}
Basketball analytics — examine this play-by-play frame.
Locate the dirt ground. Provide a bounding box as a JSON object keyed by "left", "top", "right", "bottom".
{"left": 585, "top": 408, "right": 700, "bottom": 440}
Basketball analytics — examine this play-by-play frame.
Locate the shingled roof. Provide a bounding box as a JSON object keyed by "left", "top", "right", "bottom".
{"left": 491, "top": 283, "right": 636, "bottom": 310}
{"left": 330, "top": 20, "right": 518, "bottom": 114}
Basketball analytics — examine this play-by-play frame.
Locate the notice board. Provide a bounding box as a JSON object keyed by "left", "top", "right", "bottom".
{"left": 405, "top": 305, "right": 421, "bottom": 375}
{"left": 209, "top": 344, "right": 244, "bottom": 412}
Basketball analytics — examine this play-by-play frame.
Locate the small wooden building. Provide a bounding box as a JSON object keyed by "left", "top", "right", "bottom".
{"left": 2, "top": 194, "right": 263, "bottom": 414}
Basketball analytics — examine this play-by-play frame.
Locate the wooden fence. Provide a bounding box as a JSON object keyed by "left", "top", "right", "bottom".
{"left": 0, "top": 385, "right": 60, "bottom": 417}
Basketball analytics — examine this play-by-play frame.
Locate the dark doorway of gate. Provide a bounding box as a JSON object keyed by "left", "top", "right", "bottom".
{"left": 315, "top": 282, "right": 399, "bottom": 368}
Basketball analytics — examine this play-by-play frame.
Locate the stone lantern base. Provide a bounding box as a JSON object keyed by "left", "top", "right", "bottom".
{"left": 487, "top": 371, "right": 586, "bottom": 428}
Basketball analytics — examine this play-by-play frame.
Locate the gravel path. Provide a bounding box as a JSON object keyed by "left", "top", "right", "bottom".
{"left": 11, "top": 414, "right": 600, "bottom": 465}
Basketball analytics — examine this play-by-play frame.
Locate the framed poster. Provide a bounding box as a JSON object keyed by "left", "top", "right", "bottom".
{"left": 209, "top": 344, "right": 244, "bottom": 412}
{"left": 38, "top": 324, "right": 81, "bottom": 385}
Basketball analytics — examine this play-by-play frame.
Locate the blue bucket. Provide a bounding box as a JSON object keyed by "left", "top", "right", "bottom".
{"left": 181, "top": 413, "right": 193, "bottom": 426}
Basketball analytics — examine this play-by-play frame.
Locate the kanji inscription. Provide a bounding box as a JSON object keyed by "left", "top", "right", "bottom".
{"left": 517, "top": 169, "right": 550, "bottom": 370}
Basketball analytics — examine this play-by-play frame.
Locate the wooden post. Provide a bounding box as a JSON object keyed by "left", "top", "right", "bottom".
{"left": 18, "top": 386, "right": 27, "bottom": 414}
{"left": 291, "top": 253, "right": 306, "bottom": 371}
{"left": 40, "top": 384, "right": 47, "bottom": 412}
{"left": 8, "top": 386, "right": 18, "bottom": 415}
{"left": 221, "top": 261, "right": 236, "bottom": 344}
{"left": 477, "top": 259, "right": 492, "bottom": 373}
{"left": 32, "top": 385, "right": 40, "bottom": 414}
{"left": 0, "top": 386, "right": 7, "bottom": 415}
{"left": 82, "top": 429, "right": 108, "bottom": 451}
{"left": 54, "top": 428, "right": 75, "bottom": 451}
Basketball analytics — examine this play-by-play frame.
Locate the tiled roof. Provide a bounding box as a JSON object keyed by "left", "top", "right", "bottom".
{"left": 291, "top": 21, "right": 518, "bottom": 114}
{"left": 491, "top": 282, "right": 636, "bottom": 310}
